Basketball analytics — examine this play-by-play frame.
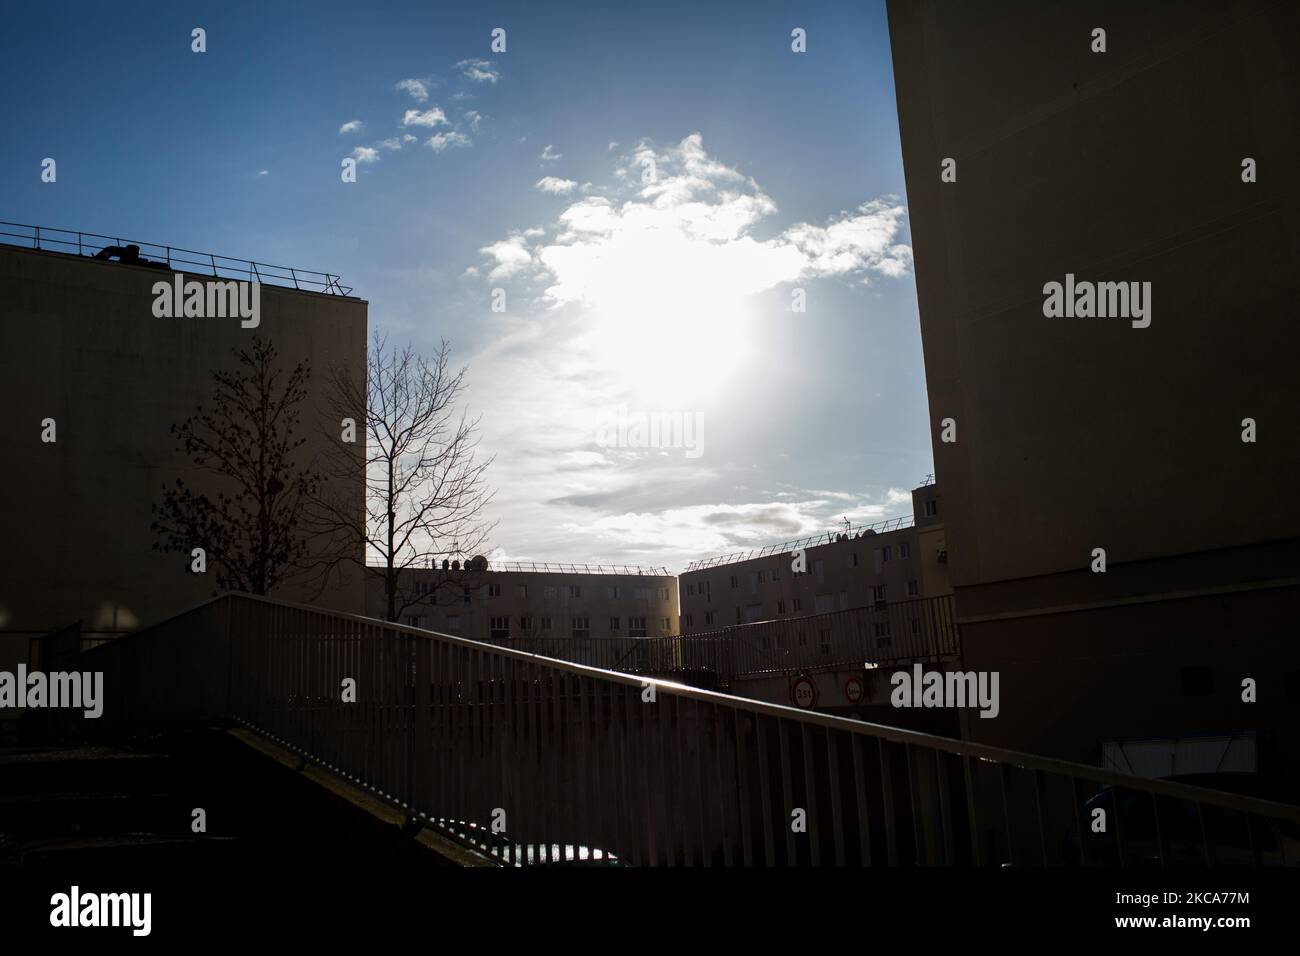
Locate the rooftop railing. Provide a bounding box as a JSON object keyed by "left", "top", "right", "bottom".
{"left": 0, "top": 220, "right": 353, "bottom": 296}
{"left": 364, "top": 557, "right": 672, "bottom": 576}
{"left": 685, "top": 514, "right": 916, "bottom": 572}
{"left": 56, "top": 592, "right": 1300, "bottom": 867}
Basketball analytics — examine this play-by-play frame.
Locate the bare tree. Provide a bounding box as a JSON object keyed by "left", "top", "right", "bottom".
{"left": 309, "top": 332, "right": 495, "bottom": 622}
{"left": 151, "top": 337, "right": 320, "bottom": 595}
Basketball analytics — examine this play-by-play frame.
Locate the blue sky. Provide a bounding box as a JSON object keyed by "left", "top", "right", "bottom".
{"left": 1, "top": 0, "right": 933, "bottom": 571}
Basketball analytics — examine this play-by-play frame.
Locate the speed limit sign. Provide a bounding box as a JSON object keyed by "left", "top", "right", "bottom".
{"left": 791, "top": 675, "right": 818, "bottom": 710}
{"left": 844, "top": 676, "right": 865, "bottom": 705}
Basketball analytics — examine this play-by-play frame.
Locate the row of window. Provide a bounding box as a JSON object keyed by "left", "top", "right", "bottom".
{"left": 682, "top": 582, "right": 920, "bottom": 629}
{"left": 400, "top": 581, "right": 671, "bottom": 604}
{"left": 685, "top": 544, "right": 917, "bottom": 598}
{"left": 483, "top": 615, "right": 673, "bottom": 639}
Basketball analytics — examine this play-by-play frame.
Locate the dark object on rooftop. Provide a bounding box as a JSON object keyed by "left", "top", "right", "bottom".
{"left": 92, "top": 244, "right": 170, "bottom": 269}
{"left": 467, "top": 555, "right": 488, "bottom": 572}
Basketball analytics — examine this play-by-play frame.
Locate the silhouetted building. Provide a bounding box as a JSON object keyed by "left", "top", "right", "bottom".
{"left": 888, "top": 0, "right": 1300, "bottom": 790}
{"left": 364, "top": 563, "right": 679, "bottom": 643}
{"left": 0, "top": 233, "right": 367, "bottom": 671}
{"left": 678, "top": 483, "right": 950, "bottom": 633}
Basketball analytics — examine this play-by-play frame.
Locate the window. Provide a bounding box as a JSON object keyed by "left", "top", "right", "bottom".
{"left": 541, "top": 616, "right": 552, "bottom": 632}
{"left": 730, "top": 575, "right": 739, "bottom": 589}
{"left": 687, "top": 583, "right": 695, "bottom": 596}
{"left": 606, "top": 585, "right": 620, "bottom": 599}
{"left": 910, "top": 618, "right": 919, "bottom": 634}
{"left": 489, "top": 616, "right": 510, "bottom": 640}
{"left": 629, "top": 617, "right": 647, "bottom": 637}
{"left": 814, "top": 559, "right": 824, "bottom": 582}
{"left": 448, "top": 615, "right": 462, "bottom": 631}
{"left": 777, "top": 599, "right": 785, "bottom": 615}
{"left": 814, "top": 594, "right": 834, "bottom": 614}
{"left": 907, "top": 579, "right": 919, "bottom": 596}
{"left": 819, "top": 629, "right": 832, "bottom": 654}
{"left": 705, "top": 610, "right": 718, "bottom": 627}
{"left": 659, "top": 617, "right": 670, "bottom": 632}
{"left": 873, "top": 621, "right": 890, "bottom": 638}
{"left": 572, "top": 617, "right": 590, "bottom": 640}
{"left": 772, "top": 567, "right": 780, "bottom": 581}
{"left": 873, "top": 584, "right": 888, "bottom": 602}
{"left": 685, "top": 613, "right": 694, "bottom": 628}
{"left": 658, "top": 587, "right": 669, "bottom": 601}
{"left": 745, "top": 604, "right": 762, "bottom": 622}
{"left": 925, "top": 499, "right": 938, "bottom": 517}
{"left": 849, "top": 552, "right": 859, "bottom": 568}
{"left": 750, "top": 572, "right": 759, "bottom": 593}
{"left": 544, "top": 586, "right": 557, "bottom": 599}
{"left": 735, "top": 607, "right": 742, "bottom": 624}
{"left": 883, "top": 546, "right": 892, "bottom": 562}
{"left": 520, "top": 616, "right": 532, "bottom": 632}
{"left": 516, "top": 584, "right": 528, "bottom": 599}
{"left": 838, "top": 591, "right": 848, "bottom": 610}
{"left": 792, "top": 597, "right": 802, "bottom": 613}
{"left": 900, "top": 542, "right": 911, "bottom": 559}
{"left": 704, "top": 580, "right": 711, "bottom": 599}
{"left": 487, "top": 582, "right": 501, "bottom": 598}
{"left": 567, "top": 585, "right": 581, "bottom": 598}
{"left": 757, "top": 571, "right": 765, "bottom": 584}
{"left": 609, "top": 616, "right": 621, "bottom": 632}
{"left": 463, "top": 586, "right": 471, "bottom": 605}
{"left": 407, "top": 615, "right": 423, "bottom": 627}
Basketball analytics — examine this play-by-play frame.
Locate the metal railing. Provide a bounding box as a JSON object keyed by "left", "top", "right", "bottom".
{"left": 685, "top": 515, "right": 915, "bottom": 572}
{"left": 0, "top": 220, "right": 353, "bottom": 296}
{"left": 364, "top": 558, "right": 672, "bottom": 576}
{"left": 59, "top": 592, "right": 1300, "bottom": 866}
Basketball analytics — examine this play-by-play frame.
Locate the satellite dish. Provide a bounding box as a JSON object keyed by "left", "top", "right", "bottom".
{"left": 451, "top": 560, "right": 461, "bottom": 571}
{"left": 467, "top": 555, "right": 488, "bottom": 572}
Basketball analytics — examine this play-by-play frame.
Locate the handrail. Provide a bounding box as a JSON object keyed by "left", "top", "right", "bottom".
{"left": 60, "top": 591, "right": 1300, "bottom": 867}
{"left": 0, "top": 219, "right": 353, "bottom": 296}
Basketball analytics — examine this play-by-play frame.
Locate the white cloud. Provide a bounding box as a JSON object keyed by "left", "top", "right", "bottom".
{"left": 350, "top": 146, "right": 380, "bottom": 164}
{"left": 396, "top": 78, "right": 429, "bottom": 102}
{"left": 257, "top": 169, "right": 269, "bottom": 176}
{"left": 608, "top": 141, "right": 618, "bottom": 151}
{"left": 464, "top": 110, "right": 482, "bottom": 131}
{"left": 463, "top": 133, "right": 916, "bottom": 567}
{"left": 376, "top": 137, "right": 403, "bottom": 151}
{"left": 403, "top": 107, "right": 448, "bottom": 128}
{"left": 338, "top": 119, "right": 364, "bottom": 135}
{"left": 539, "top": 144, "right": 562, "bottom": 163}
{"left": 426, "top": 131, "right": 471, "bottom": 153}
{"left": 535, "top": 176, "right": 579, "bottom": 195}
{"left": 456, "top": 58, "right": 499, "bottom": 84}
{"left": 402, "top": 134, "right": 416, "bottom": 143}
{"left": 479, "top": 231, "right": 537, "bottom": 281}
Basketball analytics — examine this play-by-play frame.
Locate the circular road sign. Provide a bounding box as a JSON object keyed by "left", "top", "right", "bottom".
{"left": 791, "top": 675, "right": 818, "bottom": 710}
{"left": 844, "top": 676, "right": 865, "bottom": 705}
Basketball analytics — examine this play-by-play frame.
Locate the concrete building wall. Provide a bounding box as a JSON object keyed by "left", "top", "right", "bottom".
{"left": 887, "top": 0, "right": 1300, "bottom": 787}
{"left": 0, "top": 245, "right": 368, "bottom": 668}
{"left": 365, "top": 567, "right": 680, "bottom": 641}
{"left": 678, "top": 485, "right": 950, "bottom": 634}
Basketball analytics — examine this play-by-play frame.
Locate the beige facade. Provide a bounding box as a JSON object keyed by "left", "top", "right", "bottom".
{"left": 0, "top": 243, "right": 368, "bottom": 668}
{"left": 887, "top": 0, "right": 1300, "bottom": 785}
{"left": 678, "top": 484, "right": 949, "bottom": 634}
{"left": 364, "top": 565, "right": 680, "bottom": 642}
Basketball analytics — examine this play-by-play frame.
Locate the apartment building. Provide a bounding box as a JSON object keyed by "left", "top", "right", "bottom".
{"left": 364, "top": 563, "right": 680, "bottom": 643}
{"left": 678, "top": 483, "right": 949, "bottom": 635}
{"left": 0, "top": 232, "right": 367, "bottom": 671}
{"left": 888, "top": 0, "right": 1300, "bottom": 788}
